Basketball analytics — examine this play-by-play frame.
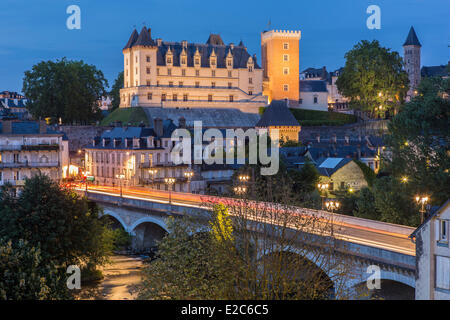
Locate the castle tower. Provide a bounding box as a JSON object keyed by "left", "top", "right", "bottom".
{"left": 403, "top": 26, "right": 421, "bottom": 100}
{"left": 261, "top": 30, "right": 301, "bottom": 104}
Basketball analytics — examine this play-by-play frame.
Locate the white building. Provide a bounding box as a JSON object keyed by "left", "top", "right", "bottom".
{"left": 120, "top": 27, "right": 266, "bottom": 113}
{"left": 412, "top": 199, "right": 450, "bottom": 300}
{"left": 0, "top": 120, "right": 69, "bottom": 190}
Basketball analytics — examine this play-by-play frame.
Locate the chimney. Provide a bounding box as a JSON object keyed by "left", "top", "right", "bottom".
{"left": 39, "top": 120, "right": 47, "bottom": 134}
{"left": 230, "top": 43, "right": 234, "bottom": 50}
{"left": 178, "top": 117, "right": 186, "bottom": 128}
{"left": 154, "top": 118, "right": 163, "bottom": 137}
{"left": 102, "top": 138, "right": 106, "bottom": 147}
{"left": 92, "top": 139, "right": 96, "bottom": 147}
{"left": 147, "top": 27, "right": 152, "bottom": 39}
{"left": 358, "top": 135, "right": 362, "bottom": 142}
{"left": 147, "top": 136, "right": 154, "bottom": 148}
{"left": 133, "top": 137, "right": 140, "bottom": 148}
{"left": 182, "top": 40, "right": 187, "bottom": 48}
{"left": 316, "top": 135, "right": 320, "bottom": 143}
{"left": 156, "top": 38, "right": 162, "bottom": 46}
{"left": 2, "top": 120, "right": 12, "bottom": 134}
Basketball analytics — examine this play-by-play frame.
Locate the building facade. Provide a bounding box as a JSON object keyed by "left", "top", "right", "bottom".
{"left": 261, "top": 30, "right": 301, "bottom": 105}
{"left": 412, "top": 200, "right": 450, "bottom": 300}
{"left": 0, "top": 120, "right": 69, "bottom": 190}
{"left": 84, "top": 120, "right": 192, "bottom": 192}
{"left": 120, "top": 27, "right": 266, "bottom": 113}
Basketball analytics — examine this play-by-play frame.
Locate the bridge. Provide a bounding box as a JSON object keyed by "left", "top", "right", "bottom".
{"left": 75, "top": 184, "right": 417, "bottom": 296}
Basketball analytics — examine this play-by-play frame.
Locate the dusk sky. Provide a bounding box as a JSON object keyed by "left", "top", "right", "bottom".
{"left": 1, "top": 0, "right": 449, "bottom": 92}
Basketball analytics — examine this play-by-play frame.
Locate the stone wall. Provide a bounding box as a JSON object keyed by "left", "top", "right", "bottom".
{"left": 299, "top": 120, "right": 389, "bottom": 140}
{"left": 56, "top": 125, "right": 112, "bottom": 152}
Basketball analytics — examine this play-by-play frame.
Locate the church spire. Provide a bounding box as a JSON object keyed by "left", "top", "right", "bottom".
{"left": 403, "top": 26, "right": 421, "bottom": 47}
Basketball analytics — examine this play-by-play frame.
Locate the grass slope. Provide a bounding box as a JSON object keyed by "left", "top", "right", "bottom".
{"left": 259, "top": 107, "right": 357, "bottom": 126}
{"left": 100, "top": 107, "right": 149, "bottom": 126}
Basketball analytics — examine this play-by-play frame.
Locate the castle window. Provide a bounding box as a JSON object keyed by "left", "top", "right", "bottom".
{"left": 228, "top": 71, "right": 232, "bottom": 77}
{"left": 211, "top": 82, "right": 216, "bottom": 88}
{"left": 146, "top": 67, "right": 150, "bottom": 74}
{"left": 283, "top": 43, "right": 289, "bottom": 50}
{"left": 228, "top": 82, "right": 232, "bottom": 89}
{"left": 195, "top": 58, "right": 200, "bottom": 65}
{"left": 146, "top": 56, "right": 150, "bottom": 62}
{"left": 195, "top": 70, "right": 200, "bottom": 77}
{"left": 314, "top": 96, "right": 318, "bottom": 104}
{"left": 157, "top": 68, "right": 160, "bottom": 75}
{"left": 283, "top": 54, "right": 289, "bottom": 62}
{"left": 249, "top": 78, "right": 253, "bottom": 84}
{"left": 208, "top": 94, "right": 213, "bottom": 102}
{"left": 181, "top": 57, "right": 186, "bottom": 65}
{"left": 248, "top": 91, "right": 253, "bottom": 95}
{"left": 161, "top": 94, "right": 166, "bottom": 101}
{"left": 167, "top": 68, "right": 172, "bottom": 76}
{"left": 229, "top": 95, "right": 234, "bottom": 102}
{"left": 169, "top": 81, "right": 173, "bottom": 87}
{"left": 283, "top": 67, "right": 289, "bottom": 75}
{"left": 182, "top": 69, "right": 186, "bottom": 76}
{"left": 126, "top": 58, "right": 128, "bottom": 65}
{"left": 283, "top": 84, "right": 289, "bottom": 91}
{"left": 183, "top": 94, "right": 188, "bottom": 101}
{"left": 179, "top": 81, "right": 183, "bottom": 87}
{"left": 212, "top": 70, "right": 216, "bottom": 77}
{"left": 146, "top": 80, "right": 150, "bottom": 86}
{"left": 147, "top": 93, "right": 152, "bottom": 100}
{"left": 173, "top": 94, "right": 177, "bottom": 101}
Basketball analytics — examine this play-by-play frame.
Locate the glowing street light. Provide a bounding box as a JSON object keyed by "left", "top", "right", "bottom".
{"left": 165, "top": 177, "right": 176, "bottom": 204}
{"left": 234, "top": 186, "right": 247, "bottom": 195}
{"left": 184, "top": 170, "right": 194, "bottom": 193}
{"left": 239, "top": 174, "right": 250, "bottom": 182}
{"left": 415, "top": 196, "right": 429, "bottom": 223}
{"left": 317, "top": 183, "right": 329, "bottom": 209}
{"left": 325, "top": 200, "right": 340, "bottom": 213}
{"left": 148, "top": 168, "right": 158, "bottom": 188}
{"left": 116, "top": 174, "right": 125, "bottom": 198}
{"left": 401, "top": 176, "right": 409, "bottom": 183}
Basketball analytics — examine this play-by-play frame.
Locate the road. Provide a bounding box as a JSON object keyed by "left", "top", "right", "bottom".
{"left": 74, "top": 184, "right": 416, "bottom": 257}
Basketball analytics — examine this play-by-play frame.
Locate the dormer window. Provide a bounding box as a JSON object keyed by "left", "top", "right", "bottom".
{"left": 181, "top": 57, "right": 186, "bottom": 65}
{"left": 209, "top": 49, "right": 217, "bottom": 69}
{"left": 166, "top": 47, "right": 173, "bottom": 66}
{"left": 210, "top": 58, "right": 216, "bottom": 67}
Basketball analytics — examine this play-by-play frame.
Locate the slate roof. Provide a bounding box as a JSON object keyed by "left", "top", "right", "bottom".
{"left": 123, "top": 28, "right": 260, "bottom": 69}
{"left": 403, "top": 26, "right": 421, "bottom": 47}
{"left": 299, "top": 80, "right": 328, "bottom": 92}
{"left": 256, "top": 100, "right": 300, "bottom": 127}
{"left": 421, "top": 65, "right": 449, "bottom": 78}
{"left": 316, "top": 157, "right": 353, "bottom": 177}
{"left": 0, "top": 121, "right": 63, "bottom": 135}
{"left": 410, "top": 199, "right": 450, "bottom": 238}
{"left": 1, "top": 98, "right": 28, "bottom": 109}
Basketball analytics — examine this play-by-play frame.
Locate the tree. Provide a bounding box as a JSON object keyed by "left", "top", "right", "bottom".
{"left": 336, "top": 40, "right": 409, "bottom": 117}
{"left": 110, "top": 71, "right": 124, "bottom": 111}
{"left": 0, "top": 239, "right": 64, "bottom": 300}
{"left": 0, "top": 174, "right": 114, "bottom": 295}
{"left": 22, "top": 58, "right": 108, "bottom": 124}
{"left": 385, "top": 76, "right": 450, "bottom": 206}
{"left": 138, "top": 180, "right": 357, "bottom": 300}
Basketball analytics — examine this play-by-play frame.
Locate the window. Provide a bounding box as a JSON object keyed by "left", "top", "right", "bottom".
{"left": 283, "top": 54, "right": 289, "bottom": 62}
{"left": 195, "top": 58, "right": 200, "bottom": 65}
{"left": 283, "top": 84, "right": 289, "bottom": 92}
{"left": 195, "top": 81, "right": 200, "bottom": 88}
{"left": 183, "top": 94, "right": 188, "bottom": 101}
{"left": 227, "top": 60, "right": 232, "bottom": 67}
{"left": 146, "top": 80, "right": 150, "bottom": 86}
{"left": 439, "top": 219, "right": 449, "bottom": 243}
{"left": 179, "top": 81, "right": 183, "bottom": 87}
{"left": 211, "top": 59, "right": 216, "bottom": 67}
{"left": 314, "top": 96, "right": 318, "bottom": 104}
{"left": 212, "top": 70, "right": 216, "bottom": 77}
{"left": 146, "top": 56, "right": 150, "bottom": 62}
{"left": 229, "top": 95, "right": 234, "bottom": 102}
{"left": 167, "top": 68, "right": 172, "bottom": 76}
{"left": 228, "top": 71, "right": 232, "bottom": 78}
{"left": 195, "top": 70, "right": 200, "bottom": 77}
{"left": 181, "top": 57, "right": 186, "bottom": 65}
{"left": 146, "top": 67, "right": 150, "bottom": 74}
{"left": 228, "top": 82, "right": 232, "bottom": 89}
{"left": 208, "top": 94, "right": 213, "bottom": 102}
{"left": 172, "top": 94, "right": 177, "bottom": 101}
{"left": 156, "top": 81, "right": 159, "bottom": 87}
{"left": 182, "top": 69, "right": 186, "bottom": 76}
{"left": 157, "top": 68, "right": 160, "bottom": 75}
{"left": 211, "top": 82, "right": 215, "bottom": 88}
{"left": 126, "top": 58, "right": 128, "bottom": 65}
{"left": 147, "top": 93, "right": 152, "bottom": 100}
{"left": 136, "top": 80, "right": 138, "bottom": 86}
{"left": 283, "top": 42, "right": 289, "bottom": 50}
{"left": 249, "top": 78, "right": 253, "bottom": 84}
{"left": 299, "top": 99, "right": 303, "bottom": 104}
{"left": 169, "top": 81, "right": 173, "bottom": 87}
{"left": 135, "top": 67, "right": 138, "bottom": 74}
{"left": 283, "top": 67, "right": 289, "bottom": 75}
{"left": 248, "top": 91, "right": 253, "bottom": 95}
{"left": 167, "top": 57, "right": 172, "bottom": 64}
{"left": 161, "top": 94, "right": 166, "bottom": 101}
{"left": 436, "top": 255, "right": 450, "bottom": 290}
{"left": 135, "top": 56, "right": 138, "bottom": 63}
{"left": 248, "top": 66, "right": 253, "bottom": 72}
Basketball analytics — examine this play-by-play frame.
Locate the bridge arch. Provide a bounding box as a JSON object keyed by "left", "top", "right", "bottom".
{"left": 101, "top": 210, "right": 129, "bottom": 232}
{"left": 129, "top": 217, "right": 169, "bottom": 234}
{"left": 130, "top": 217, "right": 169, "bottom": 252}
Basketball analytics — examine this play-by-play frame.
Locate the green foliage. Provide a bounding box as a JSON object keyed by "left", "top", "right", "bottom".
{"left": 354, "top": 160, "right": 377, "bottom": 187}
{"left": 100, "top": 106, "right": 149, "bottom": 126}
{"left": 336, "top": 40, "right": 409, "bottom": 116}
{"left": 0, "top": 239, "right": 65, "bottom": 300}
{"left": 385, "top": 76, "right": 450, "bottom": 206}
{"left": 289, "top": 108, "right": 357, "bottom": 126}
{"left": 22, "top": 58, "right": 108, "bottom": 124}
{"left": 0, "top": 174, "right": 114, "bottom": 298}
{"left": 210, "top": 204, "right": 233, "bottom": 243}
{"left": 110, "top": 71, "right": 124, "bottom": 111}
{"left": 353, "top": 187, "right": 379, "bottom": 220}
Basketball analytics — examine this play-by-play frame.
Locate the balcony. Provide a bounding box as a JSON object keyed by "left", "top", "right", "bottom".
{"left": 0, "top": 161, "right": 60, "bottom": 168}
{"left": 0, "top": 179, "right": 26, "bottom": 186}
{"left": 0, "top": 144, "right": 59, "bottom": 151}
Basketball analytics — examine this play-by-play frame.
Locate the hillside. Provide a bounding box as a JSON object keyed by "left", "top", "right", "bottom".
{"left": 100, "top": 107, "right": 149, "bottom": 126}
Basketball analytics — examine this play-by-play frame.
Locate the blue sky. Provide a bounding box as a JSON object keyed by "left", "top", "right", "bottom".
{"left": 1, "top": 0, "right": 449, "bottom": 92}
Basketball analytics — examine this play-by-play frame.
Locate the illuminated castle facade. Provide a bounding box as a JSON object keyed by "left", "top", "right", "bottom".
{"left": 120, "top": 27, "right": 266, "bottom": 113}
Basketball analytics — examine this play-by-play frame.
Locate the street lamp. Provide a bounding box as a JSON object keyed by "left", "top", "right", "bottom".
{"left": 401, "top": 176, "right": 409, "bottom": 183}
{"left": 148, "top": 168, "right": 158, "bottom": 189}
{"left": 325, "top": 200, "right": 340, "bottom": 213}
{"left": 165, "top": 177, "right": 176, "bottom": 204}
{"left": 317, "top": 183, "right": 329, "bottom": 209}
{"left": 184, "top": 170, "right": 194, "bottom": 193}
{"left": 116, "top": 174, "right": 125, "bottom": 198}
{"left": 234, "top": 186, "right": 247, "bottom": 196}
{"left": 239, "top": 174, "right": 250, "bottom": 183}
{"left": 415, "top": 196, "right": 429, "bottom": 223}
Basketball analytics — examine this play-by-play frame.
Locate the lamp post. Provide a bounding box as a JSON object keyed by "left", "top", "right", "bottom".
{"left": 239, "top": 174, "right": 250, "bottom": 183}
{"left": 233, "top": 186, "right": 247, "bottom": 197}
{"left": 116, "top": 174, "right": 125, "bottom": 198}
{"left": 148, "top": 168, "right": 158, "bottom": 189}
{"left": 317, "top": 183, "right": 329, "bottom": 210}
{"left": 165, "top": 177, "right": 176, "bottom": 204}
{"left": 325, "top": 199, "right": 340, "bottom": 237}
{"left": 416, "top": 196, "right": 429, "bottom": 223}
{"left": 401, "top": 176, "right": 409, "bottom": 184}
{"left": 184, "top": 170, "right": 194, "bottom": 193}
